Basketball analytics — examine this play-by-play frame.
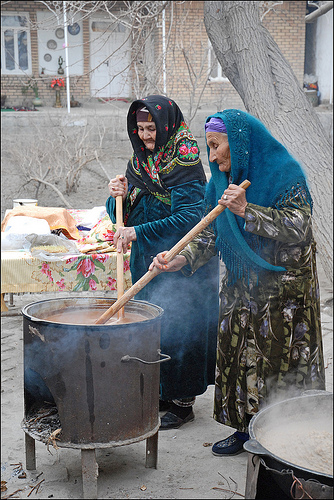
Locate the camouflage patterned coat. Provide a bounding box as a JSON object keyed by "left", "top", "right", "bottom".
{"left": 181, "top": 191, "right": 325, "bottom": 432}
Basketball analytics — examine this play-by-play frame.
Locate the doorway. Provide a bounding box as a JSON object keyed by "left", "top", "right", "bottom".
{"left": 90, "top": 18, "right": 131, "bottom": 98}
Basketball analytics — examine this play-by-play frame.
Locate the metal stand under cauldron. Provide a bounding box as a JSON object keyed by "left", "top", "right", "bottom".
{"left": 21, "top": 297, "right": 167, "bottom": 499}
{"left": 23, "top": 421, "right": 159, "bottom": 499}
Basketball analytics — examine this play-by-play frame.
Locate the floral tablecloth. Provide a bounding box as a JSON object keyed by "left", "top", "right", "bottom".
{"left": 1, "top": 250, "right": 132, "bottom": 311}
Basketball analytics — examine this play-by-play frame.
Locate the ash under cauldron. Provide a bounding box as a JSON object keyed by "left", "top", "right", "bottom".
{"left": 22, "top": 403, "right": 61, "bottom": 446}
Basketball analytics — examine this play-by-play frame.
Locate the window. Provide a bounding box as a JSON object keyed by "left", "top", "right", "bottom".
{"left": 91, "top": 21, "right": 126, "bottom": 33}
{"left": 1, "top": 13, "right": 32, "bottom": 74}
{"left": 208, "top": 41, "right": 229, "bottom": 82}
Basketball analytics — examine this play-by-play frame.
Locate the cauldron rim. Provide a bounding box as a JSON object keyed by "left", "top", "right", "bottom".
{"left": 247, "top": 391, "right": 333, "bottom": 481}
{"left": 21, "top": 297, "right": 164, "bottom": 327}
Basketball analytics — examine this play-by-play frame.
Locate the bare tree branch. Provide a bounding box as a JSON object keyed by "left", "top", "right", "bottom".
{"left": 30, "top": 178, "right": 73, "bottom": 208}
{"left": 305, "top": 1, "right": 333, "bottom": 22}
{"left": 10, "top": 116, "right": 108, "bottom": 207}
{"left": 94, "top": 151, "right": 111, "bottom": 180}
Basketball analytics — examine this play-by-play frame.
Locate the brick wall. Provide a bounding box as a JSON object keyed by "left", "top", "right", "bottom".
{"left": 1, "top": 1, "right": 90, "bottom": 107}
{"left": 262, "top": 1, "right": 306, "bottom": 85}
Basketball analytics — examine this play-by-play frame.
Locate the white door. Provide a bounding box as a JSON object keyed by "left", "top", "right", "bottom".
{"left": 90, "top": 19, "right": 131, "bottom": 98}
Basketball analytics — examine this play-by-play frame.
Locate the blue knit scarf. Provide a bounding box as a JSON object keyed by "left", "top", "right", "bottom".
{"left": 205, "top": 109, "right": 312, "bottom": 285}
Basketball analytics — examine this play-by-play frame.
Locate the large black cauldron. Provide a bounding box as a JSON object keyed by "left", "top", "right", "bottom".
{"left": 22, "top": 297, "right": 165, "bottom": 446}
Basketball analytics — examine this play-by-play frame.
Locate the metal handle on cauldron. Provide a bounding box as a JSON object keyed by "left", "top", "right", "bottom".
{"left": 121, "top": 349, "right": 171, "bottom": 364}
{"left": 243, "top": 439, "right": 270, "bottom": 456}
{"left": 95, "top": 179, "right": 251, "bottom": 324}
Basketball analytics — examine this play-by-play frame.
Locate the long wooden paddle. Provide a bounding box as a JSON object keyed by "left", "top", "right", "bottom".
{"left": 115, "top": 177, "right": 125, "bottom": 319}
{"left": 95, "top": 179, "right": 251, "bottom": 325}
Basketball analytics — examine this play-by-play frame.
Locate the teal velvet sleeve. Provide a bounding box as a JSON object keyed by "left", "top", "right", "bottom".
{"left": 106, "top": 180, "right": 206, "bottom": 283}
{"left": 106, "top": 196, "right": 117, "bottom": 223}
{"left": 133, "top": 181, "right": 206, "bottom": 256}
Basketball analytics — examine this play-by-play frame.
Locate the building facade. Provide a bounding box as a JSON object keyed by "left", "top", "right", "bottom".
{"left": 1, "top": 1, "right": 330, "bottom": 111}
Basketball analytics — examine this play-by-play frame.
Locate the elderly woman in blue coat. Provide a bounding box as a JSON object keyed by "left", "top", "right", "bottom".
{"left": 150, "top": 109, "right": 325, "bottom": 454}
{"left": 106, "top": 95, "right": 219, "bottom": 430}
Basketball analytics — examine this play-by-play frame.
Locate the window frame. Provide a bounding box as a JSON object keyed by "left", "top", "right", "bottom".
{"left": 1, "top": 12, "right": 32, "bottom": 75}
{"left": 207, "top": 41, "right": 229, "bottom": 83}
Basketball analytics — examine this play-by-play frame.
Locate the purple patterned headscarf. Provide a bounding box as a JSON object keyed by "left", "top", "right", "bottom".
{"left": 205, "top": 116, "right": 227, "bottom": 134}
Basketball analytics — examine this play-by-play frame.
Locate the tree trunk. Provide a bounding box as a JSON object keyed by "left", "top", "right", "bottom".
{"left": 204, "top": 1, "right": 333, "bottom": 284}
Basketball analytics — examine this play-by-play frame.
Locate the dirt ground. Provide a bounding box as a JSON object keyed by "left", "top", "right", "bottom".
{"left": 1, "top": 105, "right": 333, "bottom": 499}
{"left": 1, "top": 268, "right": 332, "bottom": 500}
{"left": 1, "top": 292, "right": 251, "bottom": 500}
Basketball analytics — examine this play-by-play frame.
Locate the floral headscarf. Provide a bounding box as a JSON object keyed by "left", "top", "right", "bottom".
{"left": 124, "top": 95, "right": 206, "bottom": 221}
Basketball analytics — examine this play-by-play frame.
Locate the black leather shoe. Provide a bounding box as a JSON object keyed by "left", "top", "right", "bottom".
{"left": 159, "top": 410, "right": 194, "bottom": 430}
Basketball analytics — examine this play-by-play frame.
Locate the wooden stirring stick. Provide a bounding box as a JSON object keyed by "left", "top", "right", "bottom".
{"left": 116, "top": 175, "right": 125, "bottom": 319}
{"left": 95, "top": 179, "right": 251, "bottom": 325}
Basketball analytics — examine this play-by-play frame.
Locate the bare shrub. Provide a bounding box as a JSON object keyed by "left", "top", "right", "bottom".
{"left": 10, "top": 116, "right": 109, "bottom": 208}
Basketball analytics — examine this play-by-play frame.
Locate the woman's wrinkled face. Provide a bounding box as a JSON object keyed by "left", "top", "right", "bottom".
{"left": 137, "top": 121, "right": 157, "bottom": 151}
{"left": 206, "top": 132, "right": 231, "bottom": 172}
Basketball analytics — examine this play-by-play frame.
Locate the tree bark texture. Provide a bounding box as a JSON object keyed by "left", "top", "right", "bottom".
{"left": 204, "top": 1, "right": 333, "bottom": 283}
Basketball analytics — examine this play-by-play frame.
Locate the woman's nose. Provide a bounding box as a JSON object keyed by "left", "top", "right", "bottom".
{"left": 143, "top": 129, "right": 151, "bottom": 139}
{"left": 209, "top": 150, "right": 216, "bottom": 162}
